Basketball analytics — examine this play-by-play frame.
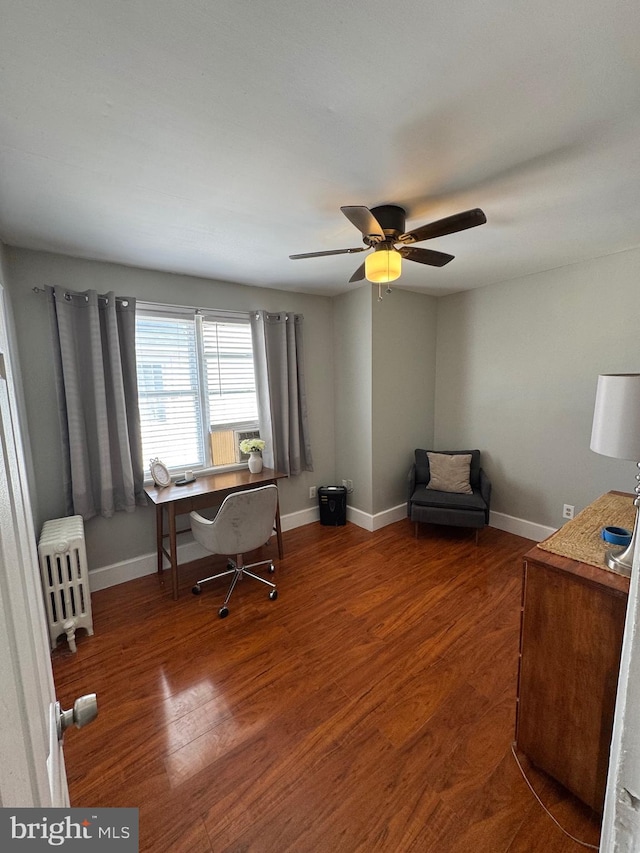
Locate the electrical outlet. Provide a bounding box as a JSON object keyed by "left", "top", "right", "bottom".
{"left": 342, "top": 479, "right": 348, "bottom": 488}
{"left": 346, "top": 479, "right": 353, "bottom": 491}
{"left": 563, "top": 504, "right": 575, "bottom": 520}
{"left": 309, "top": 486, "right": 316, "bottom": 499}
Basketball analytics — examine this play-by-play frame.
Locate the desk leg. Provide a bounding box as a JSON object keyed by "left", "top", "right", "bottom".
{"left": 169, "top": 503, "right": 179, "bottom": 600}
{"left": 156, "top": 504, "right": 164, "bottom": 576}
{"left": 275, "top": 501, "right": 284, "bottom": 559}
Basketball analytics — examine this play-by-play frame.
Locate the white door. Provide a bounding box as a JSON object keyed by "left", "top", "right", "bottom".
{"left": 0, "top": 284, "right": 68, "bottom": 807}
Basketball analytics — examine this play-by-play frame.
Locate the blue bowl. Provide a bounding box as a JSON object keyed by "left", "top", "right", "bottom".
{"left": 602, "top": 526, "right": 632, "bottom": 547}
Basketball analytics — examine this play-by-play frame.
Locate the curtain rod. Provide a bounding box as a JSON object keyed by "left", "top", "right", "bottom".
{"left": 32, "top": 286, "right": 131, "bottom": 305}
{"left": 138, "top": 299, "right": 251, "bottom": 321}
{"left": 34, "top": 290, "right": 301, "bottom": 320}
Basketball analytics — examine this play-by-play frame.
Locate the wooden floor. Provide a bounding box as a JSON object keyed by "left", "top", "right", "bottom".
{"left": 52, "top": 519, "right": 602, "bottom": 852}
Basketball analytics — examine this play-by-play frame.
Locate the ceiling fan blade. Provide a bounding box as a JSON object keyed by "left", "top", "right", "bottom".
{"left": 340, "top": 206, "right": 385, "bottom": 242}
{"left": 289, "top": 247, "right": 367, "bottom": 260}
{"left": 400, "top": 208, "right": 486, "bottom": 244}
{"left": 398, "top": 246, "right": 455, "bottom": 267}
{"left": 349, "top": 261, "right": 366, "bottom": 282}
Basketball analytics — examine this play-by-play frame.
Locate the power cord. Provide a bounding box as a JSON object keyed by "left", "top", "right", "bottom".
{"left": 511, "top": 743, "right": 599, "bottom": 850}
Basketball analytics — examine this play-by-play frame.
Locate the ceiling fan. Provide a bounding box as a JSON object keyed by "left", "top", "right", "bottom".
{"left": 289, "top": 204, "right": 487, "bottom": 285}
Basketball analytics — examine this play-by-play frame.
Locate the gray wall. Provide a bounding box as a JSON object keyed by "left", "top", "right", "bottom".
{"left": 333, "top": 285, "right": 373, "bottom": 512}
{"left": 333, "top": 284, "right": 438, "bottom": 517}
{"left": 4, "top": 246, "right": 336, "bottom": 569}
{"left": 372, "top": 287, "right": 437, "bottom": 515}
{"left": 435, "top": 246, "right": 640, "bottom": 529}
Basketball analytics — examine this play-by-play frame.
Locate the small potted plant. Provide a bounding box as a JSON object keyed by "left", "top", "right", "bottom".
{"left": 240, "top": 437, "right": 266, "bottom": 473}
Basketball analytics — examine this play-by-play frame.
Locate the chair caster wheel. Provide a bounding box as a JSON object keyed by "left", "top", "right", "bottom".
{"left": 268, "top": 563, "right": 275, "bottom": 574}
{"left": 269, "top": 589, "right": 278, "bottom": 601}
{"left": 218, "top": 606, "right": 229, "bottom": 618}
{"left": 192, "top": 585, "right": 201, "bottom": 595}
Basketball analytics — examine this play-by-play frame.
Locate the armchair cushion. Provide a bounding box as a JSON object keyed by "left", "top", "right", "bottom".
{"left": 426, "top": 452, "right": 473, "bottom": 495}
{"left": 415, "top": 448, "right": 481, "bottom": 489}
{"left": 411, "top": 484, "right": 487, "bottom": 513}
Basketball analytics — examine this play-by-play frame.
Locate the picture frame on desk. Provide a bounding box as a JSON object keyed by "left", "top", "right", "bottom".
{"left": 149, "top": 458, "right": 171, "bottom": 488}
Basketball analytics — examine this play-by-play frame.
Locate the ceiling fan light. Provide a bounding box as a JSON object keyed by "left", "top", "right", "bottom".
{"left": 365, "top": 247, "right": 401, "bottom": 283}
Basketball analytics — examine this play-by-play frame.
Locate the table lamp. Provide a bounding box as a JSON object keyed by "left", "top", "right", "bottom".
{"left": 590, "top": 373, "right": 640, "bottom": 576}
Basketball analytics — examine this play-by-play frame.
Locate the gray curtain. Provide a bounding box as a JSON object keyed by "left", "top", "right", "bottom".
{"left": 251, "top": 311, "right": 313, "bottom": 476}
{"left": 47, "top": 286, "right": 146, "bottom": 520}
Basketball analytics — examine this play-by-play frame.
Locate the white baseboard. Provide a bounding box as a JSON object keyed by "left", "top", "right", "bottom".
{"left": 347, "top": 503, "right": 407, "bottom": 532}
{"left": 489, "top": 510, "right": 556, "bottom": 542}
{"left": 345, "top": 505, "right": 372, "bottom": 531}
{"left": 348, "top": 504, "right": 556, "bottom": 541}
{"left": 87, "top": 538, "right": 209, "bottom": 592}
{"left": 88, "top": 504, "right": 555, "bottom": 592}
{"left": 88, "top": 551, "right": 157, "bottom": 592}
{"left": 281, "top": 506, "right": 319, "bottom": 530}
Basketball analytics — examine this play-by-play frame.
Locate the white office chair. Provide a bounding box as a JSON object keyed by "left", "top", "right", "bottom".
{"left": 190, "top": 484, "right": 279, "bottom": 618}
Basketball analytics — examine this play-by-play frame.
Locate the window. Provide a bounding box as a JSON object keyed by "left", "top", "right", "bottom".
{"left": 136, "top": 305, "right": 259, "bottom": 473}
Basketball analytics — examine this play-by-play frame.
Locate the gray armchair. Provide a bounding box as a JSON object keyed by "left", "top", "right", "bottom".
{"left": 407, "top": 449, "right": 491, "bottom": 542}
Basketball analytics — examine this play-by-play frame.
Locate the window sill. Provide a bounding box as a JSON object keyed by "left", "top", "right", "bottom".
{"left": 143, "top": 462, "right": 247, "bottom": 488}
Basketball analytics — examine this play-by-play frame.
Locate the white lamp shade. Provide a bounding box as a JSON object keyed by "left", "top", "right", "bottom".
{"left": 590, "top": 373, "right": 640, "bottom": 460}
{"left": 365, "top": 248, "right": 401, "bottom": 283}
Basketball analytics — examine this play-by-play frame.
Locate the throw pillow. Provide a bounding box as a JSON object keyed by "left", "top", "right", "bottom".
{"left": 426, "top": 452, "right": 473, "bottom": 495}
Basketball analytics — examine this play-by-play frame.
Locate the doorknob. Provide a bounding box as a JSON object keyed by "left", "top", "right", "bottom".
{"left": 56, "top": 693, "right": 98, "bottom": 741}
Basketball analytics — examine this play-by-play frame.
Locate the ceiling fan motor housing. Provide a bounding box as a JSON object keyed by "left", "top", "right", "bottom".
{"left": 367, "top": 204, "right": 406, "bottom": 243}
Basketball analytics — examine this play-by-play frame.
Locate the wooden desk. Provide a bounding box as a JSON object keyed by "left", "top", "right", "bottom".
{"left": 145, "top": 468, "right": 287, "bottom": 600}
{"left": 516, "top": 499, "right": 630, "bottom": 813}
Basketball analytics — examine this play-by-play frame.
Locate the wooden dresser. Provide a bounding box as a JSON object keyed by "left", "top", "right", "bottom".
{"left": 515, "top": 497, "right": 630, "bottom": 813}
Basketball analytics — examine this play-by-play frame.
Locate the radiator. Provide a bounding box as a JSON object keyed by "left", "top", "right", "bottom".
{"left": 38, "top": 515, "right": 94, "bottom": 653}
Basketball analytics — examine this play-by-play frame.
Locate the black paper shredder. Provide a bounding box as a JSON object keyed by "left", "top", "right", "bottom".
{"left": 318, "top": 485, "right": 347, "bottom": 526}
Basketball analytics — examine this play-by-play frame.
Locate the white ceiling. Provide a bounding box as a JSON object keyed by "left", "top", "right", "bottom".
{"left": 1, "top": 0, "right": 640, "bottom": 297}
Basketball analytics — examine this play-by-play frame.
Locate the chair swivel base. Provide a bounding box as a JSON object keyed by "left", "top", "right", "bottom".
{"left": 192, "top": 557, "right": 277, "bottom": 618}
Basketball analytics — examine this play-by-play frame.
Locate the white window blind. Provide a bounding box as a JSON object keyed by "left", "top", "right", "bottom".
{"left": 136, "top": 307, "right": 258, "bottom": 472}
{"left": 202, "top": 320, "right": 258, "bottom": 426}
